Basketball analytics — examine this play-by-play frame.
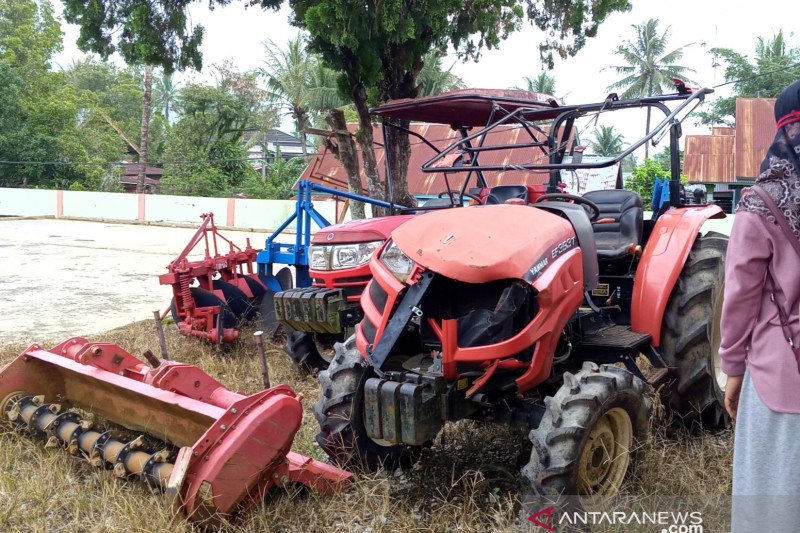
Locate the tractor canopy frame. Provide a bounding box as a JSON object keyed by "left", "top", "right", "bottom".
{"left": 417, "top": 81, "right": 712, "bottom": 208}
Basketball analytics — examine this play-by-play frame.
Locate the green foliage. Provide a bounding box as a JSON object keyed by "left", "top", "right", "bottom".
{"left": 625, "top": 158, "right": 669, "bottom": 201}
{"left": 696, "top": 31, "right": 800, "bottom": 126}
{"left": 238, "top": 155, "right": 307, "bottom": 199}
{"left": 652, "top": 145, "right": 684, "bottom": 172}
{"left": 608, "top": 19, "right": 693, "bottom": 98}
{"left": 0, "top": 0, "right": 62, "bottom": 77}
{"left": 515, "top": 72, "right": 556, "bottom": 95}
{"left": 589, "top": 125, "right": 624, "bottom": 156}
{"left": 62, "top": 0, "right": 205, "bottom": 72}
{"left": 159, "top": 65, "right": 275, "bottom": 197}
{"left": 416, "top": 50, "right": 465, "bottom": 97}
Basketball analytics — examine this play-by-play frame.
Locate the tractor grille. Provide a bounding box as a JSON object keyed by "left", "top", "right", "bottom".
{"left": 368, "top": 280, "right": 389, "bottom": 312}
{"left": 361, "top": 317, "right": 378, "bottom": 344}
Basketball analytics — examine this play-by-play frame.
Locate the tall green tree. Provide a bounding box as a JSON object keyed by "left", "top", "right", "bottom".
{"left": 697, "top": 31, "right": 800, "bottom": 126}
{"left": 589, "top": 125, "right": 624, "bottom": 156}
{"left": 416, "top": 51, "right": 465, "bottom": 97}
{"left": 261, "top": 36, "right": 316, "bottom": 160}
{"left": 63, "top": 0, "right": 630, "bottom": 206}
{"left": 154, "top": 71, "right": 181, "bottom": 123}
{"left": 608, "top": 19, "right": 694, "bottom": 158}
{"left": 160, "top": 65, "right": 277, "bottom": 197}
{"left": 515, "top": 72, "right": 556, "bottom": 95}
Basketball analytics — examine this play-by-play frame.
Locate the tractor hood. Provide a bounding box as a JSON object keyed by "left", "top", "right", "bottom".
{"left": 391, "top": 205, "right": 576, "bottom": 284}
{"left": 312, "top": 215, "right": 414, "bottom": 245}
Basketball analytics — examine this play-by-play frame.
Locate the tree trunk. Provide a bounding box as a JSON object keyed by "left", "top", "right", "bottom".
{"left": 352, "top": 84, "right": 386, "bottom": 216}
{"left": 644, "top": 106, "right": 652, "bottom": 160}
{"left": 383, "top": 117, "right": 417, "bottom": 208}
{"left": 644, "top": 78, "right": 653, "bottom": 160}
{"left": 326, "top": 108, "right": 365, "bottom": 219}
{"left": 136, "top": 66, "right": 153, "bottom": 194}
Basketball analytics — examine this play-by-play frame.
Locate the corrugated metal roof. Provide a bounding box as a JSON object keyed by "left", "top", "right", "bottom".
{"left": 712, "top": 126, "right": 734, "bottom": 136}
{"left": 735, "top": 98, "right": 776, "bottom": 179}
{"left": 684, "top": 134, "right": 735, "bottom": 183}
{"left": 301, "top": 123, "right": 554, "bottom": 196}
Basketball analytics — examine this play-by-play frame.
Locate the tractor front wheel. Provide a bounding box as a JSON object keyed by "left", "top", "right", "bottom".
{"left": 313, "top": 336, "right": 418, "bottom": 471}
{"left": 522, "top": 363, "right": 649, "bottom": 498}
{"left": 285, "top": 331, "right": 334, "bottom": 373}
{"left": 659, "top": 231, "right": 728, "bottom": 428}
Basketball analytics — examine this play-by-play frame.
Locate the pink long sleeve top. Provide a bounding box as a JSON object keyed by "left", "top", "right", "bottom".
{"left": 719, "top": 210, "right": 800, "bottom": 412}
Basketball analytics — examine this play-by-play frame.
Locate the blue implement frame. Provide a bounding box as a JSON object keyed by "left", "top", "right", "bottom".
{"left": 256, "top": 180, "right": 399, "bottom": 291}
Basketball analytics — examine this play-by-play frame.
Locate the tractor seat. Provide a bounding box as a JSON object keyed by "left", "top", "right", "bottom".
{"left": 582, "top": 189, "right": 643, "bottom": 259}
{"left": 485, "top": 185, "right": 529, "bottom": 205}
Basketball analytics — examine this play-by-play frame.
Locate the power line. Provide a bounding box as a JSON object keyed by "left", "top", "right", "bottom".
{"left": 712, "top": 60, "right": 800, "bottom": 89}
{"left": 0, "top": 156, "right": 280, "bottom": 166}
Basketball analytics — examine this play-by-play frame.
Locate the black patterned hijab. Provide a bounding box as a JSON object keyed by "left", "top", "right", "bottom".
{"left": 738, "top": 79, "right": 800, "bottom": 239}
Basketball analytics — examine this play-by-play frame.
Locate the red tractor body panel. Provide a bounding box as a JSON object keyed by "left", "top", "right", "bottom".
{"left": 310, "top": 215, "right": 414, "bottom": 302}
{"left": 357, "top": 204, "right": 585, "bottom": 393}
{"left": 310, "top": 215, "right": 414, "bottom": 245}
{"left": 391, "top": 204, "right": 575, "bottom": 283}
{"left": 631, "top": 205, "right": 726, "bottom": 345}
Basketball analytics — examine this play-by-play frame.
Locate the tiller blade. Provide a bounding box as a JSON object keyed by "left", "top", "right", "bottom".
{"left": 0, "top": 338, "right": 351, "bottom": 525}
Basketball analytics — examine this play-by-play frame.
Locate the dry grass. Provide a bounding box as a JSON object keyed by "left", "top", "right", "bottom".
{"left": 0, "top": 321, "right": 734, "bottom": 532}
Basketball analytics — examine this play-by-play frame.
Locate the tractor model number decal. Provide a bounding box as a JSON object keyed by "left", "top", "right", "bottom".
{"left": 524, "top": 237, "right": 578, "bottom": 282}
{"left": 551, "top": 237, "right": 577, "bottom": 258}
{"left": 592, "top": 283, "right": 610, "bottom": 297}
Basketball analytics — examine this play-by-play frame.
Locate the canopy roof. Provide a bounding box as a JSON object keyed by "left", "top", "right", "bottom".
{"left": 371, "top": 89, "right": 561, "bottom": 127}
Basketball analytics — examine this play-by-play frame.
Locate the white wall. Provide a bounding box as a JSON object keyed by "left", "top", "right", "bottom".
{"left": 234, "top": 197, "right": 337, "bottom": 231}
{"left": 0, "top": 187, "right": 343, "bottom": 232}
{"left": 0, "top": 188, "right": 57, "bottom": 216}
{"left": 62, "top": 190, "right": 139, "bottom": 220}
{"left": 145, "top": 194, "right": 229, "bottom": 224}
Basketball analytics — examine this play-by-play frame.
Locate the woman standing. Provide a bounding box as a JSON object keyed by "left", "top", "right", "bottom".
{"left": 720, "top": 78, "right": 800, "bottom": 532}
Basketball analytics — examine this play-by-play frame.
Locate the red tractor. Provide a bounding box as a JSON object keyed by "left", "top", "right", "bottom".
{"left": 313, "top": 82, "right": 728, "bottom": 499}
{"left": 277, "top": 89, "right": 561, "bottom": 371}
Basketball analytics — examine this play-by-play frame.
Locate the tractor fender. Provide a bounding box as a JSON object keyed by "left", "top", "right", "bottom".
{"left": 631, "top": 205, "right": 726, "bottom": 346}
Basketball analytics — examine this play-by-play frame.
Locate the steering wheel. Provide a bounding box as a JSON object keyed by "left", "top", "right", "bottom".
{"left": 437, "top": 191, "right": 484, "bottom": 205}
{"left": 535, "top": 193, "right": 601, "bottom": 222}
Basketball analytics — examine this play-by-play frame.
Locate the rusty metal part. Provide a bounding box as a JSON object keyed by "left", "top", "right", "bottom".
{"left": 153, "top": 310, "right": 170, "bottom": 360}
{"left": 0, "top": 338, "right": 352, "bottom": 526}
{"left": 254, "top": 331, "right": 270, "bottom": 389}
{"left": 6, "top": 395, "right": 174, "bottom": 488}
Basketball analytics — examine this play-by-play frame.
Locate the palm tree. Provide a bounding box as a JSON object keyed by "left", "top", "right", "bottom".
{"left": 261, "top": 36, "right": 316, "bottom": 160}
{"left": 153, "top": 71, "right": 181, "bottom": 123}
{"left": 589, "top": 126, "right": 625, "bottom": 156}
{"left": 416, "top": 51, "right": 465, "bottom": 97}
{"left": 515, "top": 72, "right": 557, "bottom": 95}
{"left": 136, "top": 65, "right": 153, "bottom": 194}
{"left": 608, "top": 19, "right": 694, "bottom": 158}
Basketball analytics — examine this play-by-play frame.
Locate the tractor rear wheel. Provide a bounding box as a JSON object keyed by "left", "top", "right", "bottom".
{"left": 313, "top": 336, "right": 418, "bottom": 471}
{"left": 522, "top": 363, "right": 649, "bottom": 498}
{"left": 285, "top": 331, "right": 334, "bottom": 373}
{"left": 659, "top": 231, "right": 728, "bottom": 428}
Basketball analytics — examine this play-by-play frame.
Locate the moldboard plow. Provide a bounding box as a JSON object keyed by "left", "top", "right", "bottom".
{"left": 0, "top": 337, "right": 351, "bottom": 526}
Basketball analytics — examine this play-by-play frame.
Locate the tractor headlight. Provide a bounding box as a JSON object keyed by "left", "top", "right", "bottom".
{"left": 309, "top": 241, "right": 384, "bottom": 271}
{"left": 309, "top": 246, "right": 330, "bottom": 270}
{"left": 380, "top": 240, "right": 415, "bottom": 283}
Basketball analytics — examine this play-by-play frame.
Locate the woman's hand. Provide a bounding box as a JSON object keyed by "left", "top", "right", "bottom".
{"left": 725, "top": 374, "right": 744, "bottom": 420}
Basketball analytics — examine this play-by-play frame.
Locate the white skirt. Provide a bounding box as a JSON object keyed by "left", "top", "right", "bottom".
{"left": 732, "top": 370, "right": 800, "bottom": 532}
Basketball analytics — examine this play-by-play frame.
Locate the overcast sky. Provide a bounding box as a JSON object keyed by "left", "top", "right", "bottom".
{"left": 52, "top": 0, "right": 793, "bottom": 152}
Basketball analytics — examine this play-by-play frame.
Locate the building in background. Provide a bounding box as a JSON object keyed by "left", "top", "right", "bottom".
{"left": 684, "top": 98, "right": 776, "bottom": 212}
{"left": 244, "top": 129, "right": 312, "bottom": 175}
{"left": 120, "top": 163, "right": 163, "bottom": 193}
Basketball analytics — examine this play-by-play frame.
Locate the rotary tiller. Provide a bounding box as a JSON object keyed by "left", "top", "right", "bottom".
{"left": 0, "top": 337, "right": 351, "bottom": 526}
